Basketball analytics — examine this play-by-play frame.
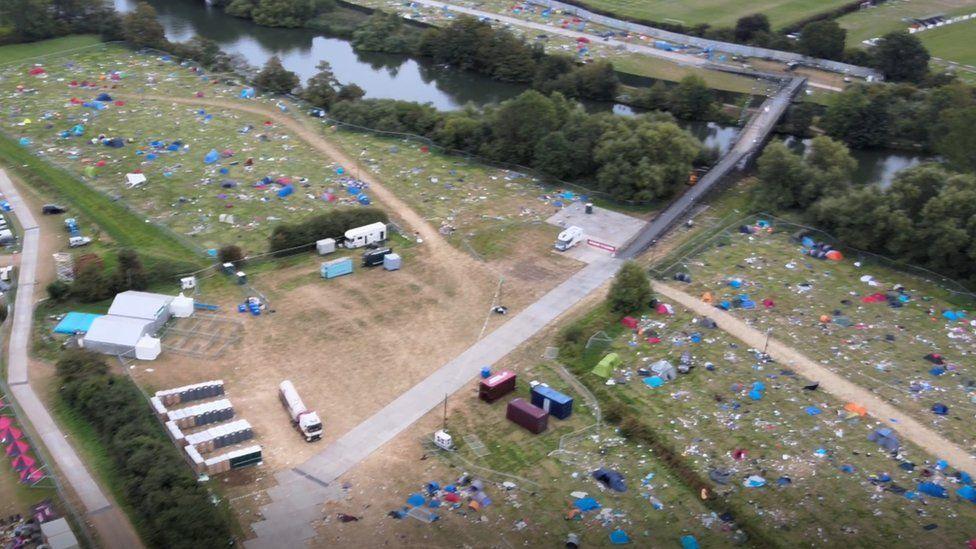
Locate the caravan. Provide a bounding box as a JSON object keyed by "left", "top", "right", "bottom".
{"left": 343, "top": 222, "right": 387, "bottom": 249}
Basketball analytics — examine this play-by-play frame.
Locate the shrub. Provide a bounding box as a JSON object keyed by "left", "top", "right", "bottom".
{"left": 218, "top": 244, "right": 245, "bottom": 266}
{"left": 269, "top": 207, "right": 388, "bottom": 254}
{"left": 46, "top": 280, "right": 71, "bottom": 301}
{"left": 607, "top": 261, "right": 652, "bottom": 314}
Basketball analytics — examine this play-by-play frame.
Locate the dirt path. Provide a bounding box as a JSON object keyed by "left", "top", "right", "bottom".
{"left": 654, "top": 281, "right": 976, "bottom": 478}
{"left": 117, "top": 93, "right": 480, "bottom": 278}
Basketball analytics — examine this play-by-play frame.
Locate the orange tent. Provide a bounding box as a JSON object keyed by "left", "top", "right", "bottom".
{"left": 819, "top": 315, "right": 831, "bottom": 323}
{"left": 701, "top": 292, "right": 713, "bottom": 304}
{"left": 844, "top": 403, "right": 867, "bottom": 417}
{"left": 826, "top": 250, "right": 843, "bottom": 261}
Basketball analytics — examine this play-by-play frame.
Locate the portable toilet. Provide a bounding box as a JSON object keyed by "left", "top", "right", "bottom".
{"left": 321, "top": 257, "right": 353, "bottom": 279}
{"left": 221, "top": 262, "right": 236, "bottom": 275}
{"left": 236, "top": 271, "right": 247, "bottom": 285}
{"left": 383, "top": 253, "right": 401, "bottom": 271}
{"left": 169, "top": 293, "right": 195, "bottom": 318}
{"left": 530, "top": 385, "right": 573, "bottom": 419}
{"left": 135, "top": 335, "right": 162, "bottom": 361}
{"left": 316, "top": 238, "right": 336, "bottom": 255}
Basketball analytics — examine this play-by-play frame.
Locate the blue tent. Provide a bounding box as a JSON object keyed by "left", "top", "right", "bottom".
{"left": 643, "top": 376, "right": 664, "bottom": 388}
{"left": 956, "top": 485, "right": 976, "bottom": 503}
{"left": 240, "top": 87, "right": 255, "bottom": 99}
{"left": 53, "top": 312, "right": 102, "bottom": 334}
{"left": 406, "top": 493, "right": 425, "bottom": 507}
{"left": 918, "top": 482, "right": 948, "bottom": 498}
{"left": 573, "top": 497, "right": 600, "bottom": 511}
{"left": 609, "top": 530, "right": 630, "bottom": 544}
{"left": 748, "top": 389, "right": 763, "bottom": 400}
{"left": 931, "top": 403, "right": 948, "bottom": 415}
{"left": 681, "top": 535, "right": 700, "bottom": 549}
{"left": 95, "top": 92, "right": 112, "bottom": 101}
{"left": 278, "top": 185, "right": 294, "bottom": 198}
{"left": 868, "top": 428, "right": 900, "bottom": 452}
{"left": 805, "top": 406, "right": 822, "bottom": 416}
{"left": 204, "top": 149, "right": 219, "bottom": 164}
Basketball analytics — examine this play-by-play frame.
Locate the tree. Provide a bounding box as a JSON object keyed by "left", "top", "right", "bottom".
{"left": 56, "top": 350, "right": 109, "bottom": 384}
{"left": 301, "top": 61, "right": 339, "bottom": 108}
{"left": 874, "top": 31, "right": 930, "bottom": 83}
{"left": 218, "top": 244, "right": 245, "bottom": 266}
{"left": 46, "top": 280, "right": 71, "bottom": 301}
{"left": 752, "top": 141, "right": 810, "bottom": 209}
{"left": 572, "top": 60, "right": 619, "bottom": 102}
{"left": 802, "top": 136, "right": 856, "bottom": 205}
{"left": 487, "top": 90, "right": 561, "bottom": 165}
{"left": 113, "top": 249, "right": 148, "bottom": 292}
{"left": 936, "top": 107, "right": 976, "bottom": 172}
{"left": 121, "top": 2, "right": 166, "bottom": 49}
{"left": 608, "top": 261, "right": 652, "bottom": 314}
{"left": 634, "top": 81, "right": 671, "bottom": 110}
{"left": 821, "top": 85, "right": 889, "bottom": 148}
{"left": 336, "top": 83, "right": 365, "bottom": 102}
{"left": 224, "top": 0, "right": 255, "bottom": 18}
{"left": 669, "top": 75, "right": 714, "bottom": 120}
{"left": 798, "top": 20, "right": 846, "bottom": 60}
{"left": 532, "top": 131, "right": 576, "bottom": 179}
{"left": 250, "top": 0, "right": 313, "bottom": 27}
{"left": 254, "top": 55, "right": 299, "bottom": 94}
{"left": 71, "top": 261, "right": 113, "bottom": 302}
{"left": 351, "top": 11, "right": 410, "bottom": 53}
{"left": 734, "top": 14, "right": 770, "bottom": 43}
{"left": 594, "top": 116, "right": 701, "bottom": 201}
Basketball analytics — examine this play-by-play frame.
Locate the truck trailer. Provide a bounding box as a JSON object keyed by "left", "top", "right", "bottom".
{"left": 279, "top": 380, "right": 323, "bottom": 442}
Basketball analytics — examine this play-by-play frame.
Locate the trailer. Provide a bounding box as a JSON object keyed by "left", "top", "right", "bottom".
{"left": 321, "top": 257, "right": 353, "bottom": 279}
{"left": 506, "top": 398, "right": 549, "bottom": 434}
{"left": 530, "top": 385, "right": 574, "bottom": 419}
{"left": 279, "top": 380, "right": 323, "bottom": 442}
{"left": 362, "top": 247, "right": 393, "bottom": 267}
{"left": 343, "top": 222, "right": 387, "bottom": 249}
{"left": 554, "top": 226, "right": 584, "bottom": 251}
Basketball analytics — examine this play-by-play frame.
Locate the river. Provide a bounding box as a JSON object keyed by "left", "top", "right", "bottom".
{"left": 113, "top": 0, "right": 929, "bottom": 186}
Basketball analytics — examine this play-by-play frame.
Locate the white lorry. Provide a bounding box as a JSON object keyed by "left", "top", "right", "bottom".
{"left": 554, "top": 226, "right": 584, "bottom": 251}
{"left": 279, "top": 380, "right": 323, "bottom": 442}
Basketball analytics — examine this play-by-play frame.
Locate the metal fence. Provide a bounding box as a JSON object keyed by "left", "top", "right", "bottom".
{"left": 526, "top": 0, "right": 883, "bottom": 79}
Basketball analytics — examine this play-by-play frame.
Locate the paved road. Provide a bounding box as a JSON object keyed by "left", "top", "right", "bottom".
{"left": 654, "top": 281, "right": 976, "bottom": 478}
{"left": 620, "top": 76, "right": 805, "bottom": 258}
{"left": 0, "top": 169, "right": 142, "bottom": 548}
{"left": 245, "top": 256, "right": 621, "bottom": 548}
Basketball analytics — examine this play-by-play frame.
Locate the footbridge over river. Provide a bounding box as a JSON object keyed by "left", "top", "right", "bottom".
{"left": 620, "top": 75, "right": 807, "bottom": 258}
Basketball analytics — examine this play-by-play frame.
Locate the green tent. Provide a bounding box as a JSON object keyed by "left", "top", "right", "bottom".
{"left": 592, "top": 353, "right": 620, "bottom": 378}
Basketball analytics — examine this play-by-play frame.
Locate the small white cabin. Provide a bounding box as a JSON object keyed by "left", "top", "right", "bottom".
{"left": 343, "top": 222, "right": 387, "bottom": 249}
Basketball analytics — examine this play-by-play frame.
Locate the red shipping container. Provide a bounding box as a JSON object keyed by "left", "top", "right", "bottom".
{"left": 479, "top": 370, "right": 516, "bottom": 403}
{"left": 506, "top": 398, "right": 548, "bottom": 434}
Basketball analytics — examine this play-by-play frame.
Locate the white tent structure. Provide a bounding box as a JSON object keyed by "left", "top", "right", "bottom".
{"left": 135, "top": 335, "right": 162, "bottom": 361}
{"left": 80, "top": 316, "right": 152, "bottom": 356}
{"left": 169, "top": 293, "right": 194, "bottom": 318}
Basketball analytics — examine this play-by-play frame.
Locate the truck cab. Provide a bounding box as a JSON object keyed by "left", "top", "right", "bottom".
{"left": 297, "top": 412, "right": 323, "bottom": 442}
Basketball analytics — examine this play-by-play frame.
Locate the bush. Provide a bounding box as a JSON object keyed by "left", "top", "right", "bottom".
{"left": 46, "top": 280, "right": 71, "bottom": 301}
{"left": 218, "top": 244, "right": 245, "bottom": 266}
{"left": 607, "top": 261, "right": 652, "bottom": 314}
{"left": 55, "top": 352, "right": 233, "bottom": 546}
{"left": 603, "top": 400, "right": 627, "bottom": 425}
{"left": 618, "top": 416, "right": 651, "bottom": 440}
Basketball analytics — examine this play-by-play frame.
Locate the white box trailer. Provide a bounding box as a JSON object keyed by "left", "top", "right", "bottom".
{"left": 343, "top": 222, "right": 387, "bottom": 249}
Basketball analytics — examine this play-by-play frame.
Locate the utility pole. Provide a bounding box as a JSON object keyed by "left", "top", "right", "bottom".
{"left": 442, "top": 393, "right": 447, "bottom": 430}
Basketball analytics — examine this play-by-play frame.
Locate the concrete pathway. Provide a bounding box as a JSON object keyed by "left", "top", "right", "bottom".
{"left": 654, "top": 281, "right": 976, "bottom": 478}
{"left": 0, "top": 169, "right": 142, "bottom": 548}
{"left": 245, "top": 256, "right": 621, "bottom": 548}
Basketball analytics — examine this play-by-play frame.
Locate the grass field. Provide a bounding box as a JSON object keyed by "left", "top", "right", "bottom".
{"left": 665, "top": 218, "right": 976, "bottom": 450}
{"left": 919, "top": 17, "right": 976, "bottom": 66}
{"left": 838, "top": 0, "right": 976, "bottom": 46}
{"left": 552, "top": 0, "right": 852, "bottom": 28}
{"left": 612, "top": 54, "right": 764, "bottom": 94}
{"left": 0, "top": 35, "right": 102, "bottom": 65}
{"left": 555, "top": 297, "right": 976, "bottom": 546}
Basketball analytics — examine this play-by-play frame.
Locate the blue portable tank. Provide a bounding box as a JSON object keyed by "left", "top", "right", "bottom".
{"left": 321, "top": 257, "right": 353, "bottom": 279}
{"left": 530, "top": 385, "right": 573, "bottom": 419}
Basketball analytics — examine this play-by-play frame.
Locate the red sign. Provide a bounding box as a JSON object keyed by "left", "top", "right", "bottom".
{"left": 587, "top": 239, "right": 616, "bottom": 252}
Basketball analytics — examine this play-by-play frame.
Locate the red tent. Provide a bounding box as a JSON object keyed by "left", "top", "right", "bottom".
{"left": 5, "top": 439, "right": 30, "bottom": 457}
{"left": 621, "top": 316, "right": 638, "bottom": 329}
{"left": 0, "top": 416, "right": 12, "bottom": 430}
{"left": 29, "top": 67, "right": 46, "bottom": 75}
{"left": 12, "top": 454, "right": 35, "bottom": 471}
{"left": 20, "top": 466, "right": 44, "bottom": 484}
{"left": 861, "top": 293, "right": 886, "bottom": 303}
{"left": 576, "top": 37, "right": 590, "bottom": 43}
{"left": 762, "top": 298, "right": 775, "bottom": 309}
{"left": 0, "top": 426, "right": 23, "bottom": 443}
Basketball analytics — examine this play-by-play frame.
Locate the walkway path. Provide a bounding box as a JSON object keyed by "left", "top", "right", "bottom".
{"left": 653, "top": 281, "right": 976, "bottom": 478}
{"left": 0, "top": 169, "right": 142, "bottom": 548}
{"left": 245, "top": 257, "right": 621, "bottom": 548}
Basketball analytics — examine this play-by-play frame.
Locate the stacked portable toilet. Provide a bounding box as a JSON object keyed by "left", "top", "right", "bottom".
{"left": 167, "top": 399, "right": 235, "bottom": 429}
{"left": 203, "top": 445, "right": 263, "bottom": 474}
{"left": 184, "top": 419, "right": 253, "bottom": 453}
{"left": 153, "top": 381, "right": 225, "bottom": 417}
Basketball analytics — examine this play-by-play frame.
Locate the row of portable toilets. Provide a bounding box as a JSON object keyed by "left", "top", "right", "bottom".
{"left": 153, "top": 380, "right": 262, "bottom": 476}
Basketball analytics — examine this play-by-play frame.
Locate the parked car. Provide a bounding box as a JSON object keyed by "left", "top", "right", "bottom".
{"left": 42, "top": 204, "right": 67, "bottom": 214}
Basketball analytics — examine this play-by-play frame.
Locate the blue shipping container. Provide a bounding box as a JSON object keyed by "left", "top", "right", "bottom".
{"left": 530, "top": 385, "right": 573, "bottom": 419}
{"left": 321, "top": 257, "right": 353, "bottom": 279}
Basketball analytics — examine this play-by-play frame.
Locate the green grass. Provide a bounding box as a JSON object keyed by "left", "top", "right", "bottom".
{"left": 555, "top": 298, "right": 976, "bottom": 546}
{"left": 549, "top": 0, "right": 852, "bottom": 28}
{"left": 838, "top": 0, "right": 976, "bottom": 47}
{"left": 613, "top": 54, "right": 763, "bottom": 94}
{"left": 919, "top": 17, "right": 976, "bottom": 66}
{"left": 0, "top": 35, "right": 103, "bottom": 65}
{"left": 673, "top": 221, "right": 976, "bottom": 448}
{"left": 0, "top": 133, "right": 203, "bottom": 264}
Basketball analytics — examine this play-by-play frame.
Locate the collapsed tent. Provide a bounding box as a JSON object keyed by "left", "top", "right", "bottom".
{"left": 592, "top": 353, "right": 619, "bottom": 378}
{"left": 868, "top": 428, "right": 900, "bottom": 452}
{"left": 918, "top": 482, "right": 948, "bottom": 498}
{"left": 592, "top": 468, "right": 626, "bottom": 492}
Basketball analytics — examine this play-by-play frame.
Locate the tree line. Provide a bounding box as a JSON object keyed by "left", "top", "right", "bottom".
{"left": 46, "top": 248, "right": 197, "bottom": 303}
{"left": 56, "top": 351, "right": 234, "bottom": 547}
{"left": 323, "top": 90, "right": 705, "bottom": 202}
{"left": 821, "top": 80, "right": 976, "bottom": 171}
{"left": 0, "top": 0, "right": 118, "bottom": 44}
{"left": 269, "top": 207, "right": 388, "bottom": 254}
{"left": 754, "top": 137, "right": 976, "bottom": 285}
